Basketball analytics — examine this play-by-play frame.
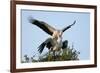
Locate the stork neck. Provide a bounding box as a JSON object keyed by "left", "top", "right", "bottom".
{"left": 52, "top": 36, "right": 58, "bottom": 41}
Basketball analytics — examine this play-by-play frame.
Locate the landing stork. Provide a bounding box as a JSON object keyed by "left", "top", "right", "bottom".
{"left": 29, "top": 18, "right": 76, "bottom": 54}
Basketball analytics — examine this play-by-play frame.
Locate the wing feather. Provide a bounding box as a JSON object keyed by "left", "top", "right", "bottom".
{"left": 62, "top": 20, "right": 76, "bottom": 32}
{"left": 29, "top": 18, "right": 56, "bottom": 35}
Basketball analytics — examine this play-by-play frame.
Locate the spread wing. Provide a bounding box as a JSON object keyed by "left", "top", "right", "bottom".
{"left": 62, "top": 20, "right": 76, "bottom": 32}
{"left": 29, "top": 17, "right": 56, "bottom": 35}
{"left": 38, "top": 38, "right": 54, "bottom": 54}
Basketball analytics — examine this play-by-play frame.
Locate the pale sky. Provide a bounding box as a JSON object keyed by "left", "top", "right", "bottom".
{"left": 21, "top": 9, "right": 90, "bottom": 61}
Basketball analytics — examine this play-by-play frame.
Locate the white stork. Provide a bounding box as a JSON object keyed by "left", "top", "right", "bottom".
{"left": 29, "top": 18, "right": 76, "bottom": 54}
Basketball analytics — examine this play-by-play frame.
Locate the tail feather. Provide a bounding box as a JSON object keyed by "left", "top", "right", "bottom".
{"left": 38, "top": 42, "right": 45, "bottom": 54}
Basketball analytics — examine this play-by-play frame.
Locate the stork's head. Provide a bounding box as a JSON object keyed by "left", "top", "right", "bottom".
{"left": 52, "top": 30, "right": 63, "bottom": 40}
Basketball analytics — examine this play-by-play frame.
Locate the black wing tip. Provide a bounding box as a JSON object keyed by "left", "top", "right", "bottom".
{"left": 28, "top": 17, "right": 37, "bottom": 24}
{"left": 71, "top": 20, "right": 76, "bottom": 26}
{"left": 69, "top": 20, "right": 76, "bottom": 27}
{"left": 38, "top": 48, "right": 42, "bottom": 54}
{"left": 38, "top": 43, "right": 45, "bottom": 54}
{"left": 73, "top": 20, "right": 76, "bottom": 25}
{"left": 62, "top": 20, "right": 76, "bottom": 32}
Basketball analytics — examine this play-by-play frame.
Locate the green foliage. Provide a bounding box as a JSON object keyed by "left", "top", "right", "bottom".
{"left": 22, "top": 44, "right": 80, "bottom": 63}
{"left": 38, "top": 45, "right": 80, "bottom": 62}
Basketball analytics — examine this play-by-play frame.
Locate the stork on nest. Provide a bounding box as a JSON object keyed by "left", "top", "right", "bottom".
{"left": 29, "top": 17, "right": 76, "bottom": 57}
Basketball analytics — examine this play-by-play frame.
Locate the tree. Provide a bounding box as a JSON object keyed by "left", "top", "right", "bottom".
{"left": 38, "top": 44, "right": 80, "bottom": 62}
{"left": 22, "top": 43, "right": 80, "bottom": 63}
